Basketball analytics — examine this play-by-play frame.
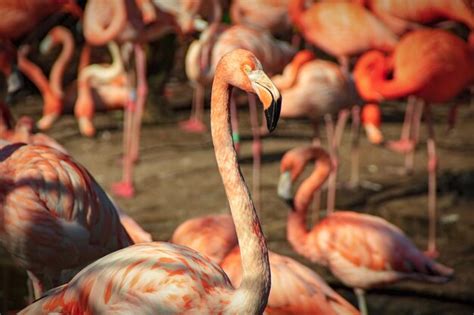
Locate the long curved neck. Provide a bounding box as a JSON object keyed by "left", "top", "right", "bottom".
{"left": 287, "top": 148, "right": 331, "bottom": 259}
{"left": 79, "top": 42, "right": 124, "bottom": 84}
{"left": 288, "top": 0, "right": 307, "bottom": 30}
{"left": 211, "top": 70, "right": 270, "bottom": 314}
{"left": 84, "top": 0, "right": 127, "bottom": 46}
{"left": 17, "top": 50, "right": 56, "bottom": 104}
{"left": 50, "top": 31, "right": 74, "bottom": 99}
{"left": 273, "top": 52, "right": 314, "bottom": 90}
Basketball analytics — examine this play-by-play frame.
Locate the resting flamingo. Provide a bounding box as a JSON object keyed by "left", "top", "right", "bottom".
{"left": 273, "top": 50, "right": 384, "bottom": 213}
{"left": 277, "top": 145, "right": 454, "bottom": 315}
{"left": 230, "top": 0, "right": 292, "bottom": 36}
{"left": 173, "top": 215, "right": 360, "bottom": 314}
{"left": 353, "top": 29, "right": 474, "bottom": 257}
{"left": 288, "top": 0, "right": 398, "bottom": 71}
{"left": 0, "top": 142, "right": 133, "bottom": 299}
{"left": 20, "top": 49, "right": 281, "bottom": 315}
{"left": 364, "top": 0, "right": 474, "bottom": 35}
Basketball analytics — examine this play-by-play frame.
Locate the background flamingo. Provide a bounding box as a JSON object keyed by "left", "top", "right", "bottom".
{"left": 172, "top": 214, "right": 360, "bottom": 314}
{"left": 353, "top": 29, "right": 474, "bottom": 256}
{"left": 278, "top": 145, "right": 454, "bottom": 314}
{"left": 20, "top": 49, "right": 280, "bottom": 315}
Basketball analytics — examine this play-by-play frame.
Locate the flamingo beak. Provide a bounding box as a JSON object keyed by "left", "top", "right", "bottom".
{"left": 248, "top": 70, "right": 282, "bottom": 132}
{"left": 277, "top": 171, "right": 294, "bottom": 208}
{"left": 40, "top": 36, "right": 52, "bottom": 55}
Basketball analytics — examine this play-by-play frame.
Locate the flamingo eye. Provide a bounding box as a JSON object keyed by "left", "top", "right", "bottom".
{"left": 243, "top": 64, "right": 252, "bottom": 73}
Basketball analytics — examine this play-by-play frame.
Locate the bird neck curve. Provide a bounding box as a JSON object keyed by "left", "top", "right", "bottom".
{"left": 211, "top": 64, "right": 270, "bottom": 314}
{"left": 50, "top": 29, "right": 74, "bottom": 99}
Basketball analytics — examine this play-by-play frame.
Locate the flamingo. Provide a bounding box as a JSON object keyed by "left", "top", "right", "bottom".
{"left": 364, "top": 0, "right": 474, "bottom": 35}
{"left": 353, "top": 29, "right": 474, "bottom": 256}
{"left": 172, "top": 215, "right": 360, "bottom": 314}
{"left": 0, "top": 142, "right": 133, "bottom": 299}
{"left": 273, "top": 50, "right": 384, "bottom": 214}
{"left": 288, "top": 0, "right": 398, "bottom": 71}
{"left": 277, "top": 145, "right": 454, "bottom": 315}
{"left": 20, "top": 49, "right": 281, "bottom": 315}
{"left": 81, "top": 0, "right": 186, "bottom": 199}
{"left": 230, "top": 0, "right": 292, "bottom": 36}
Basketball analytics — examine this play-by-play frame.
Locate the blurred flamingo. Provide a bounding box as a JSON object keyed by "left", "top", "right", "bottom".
{"left": 288, "top": 0, "right": 398, "bottom": 71}
{"left": 230, "top": 0, "right": 292, "bottom": 36}
{"left": 81, "top": 0, "right": 185, "bottom": 198}
{"left": 0, "top": 143, "right": 133, "bottom": 299}
{"left": 20, "top": 49, "right": 281, "bottom": 315}
{"left": 273, "top": 50, "right": 383, "bottom": 213}
{"left": 364, "top": 0, "right": 474, "bottom": 35}
{"left": 173, "top": 215, "right": 360, "bottom": 314}
{"left": 353, "top": 29, "right": 474, "bottom": 256}
{"left": 278, "top": 145, "right": 454, "bottom": 314}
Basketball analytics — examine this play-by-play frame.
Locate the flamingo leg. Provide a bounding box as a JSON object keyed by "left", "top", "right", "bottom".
{"left": 130, "top": 44, "right": 147, "bottom": 164}
{"left": 311, "top": 119, "right": 322, "bottom": 223}
{"left": 180, "top": 83, "right": 207, "bottom": 133}
{"left": 26, "top": 271, "right": 43, "bottom": 300}
{"left": 324, "top": 114, "right": 337, "bottom": 215}
{"left": 248, "top": 93, "right": 261, "bottom": 213}
{"left": 354, "top": 288, "right": 368, "bottom": 315}
{"left": 424, "top": 103, "right": 439, "bottom": 258}
{"left": 349, "top": 105, "right": 360, "bottom": 188}
{"left": 405, "top": 98, "right": 424, "bottom": 174}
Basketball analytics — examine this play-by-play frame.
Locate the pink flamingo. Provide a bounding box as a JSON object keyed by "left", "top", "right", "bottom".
{"left": 230, "top": 0, "right": 292, "bottom": 36}
{"left": 183, "top": 24, "right": 295, "bottom": 210}
{"left": 363, "top": 0, "right": 474, "bottom": 35}
{"left": 20, "top": 49, "right": 281, "bottom": 315}
{"left": 277, "top": 145, "right": 454, "bottom": 314}
{"left": 288, "top": 0, "right": 398, "bottom": 71}
{"left": 273, "top": 50, "right": 383, "bottom": 213}
{"left": 172, "top": 215, "right": 360, "bottom": 314}
{"left": 353, "top": 29, "right": 474, "bottom": 256}
{"left": 0, "top": 143, "right": 133, "bottom": 299}
{"left": 81, "top": 0, "right": 185, "bottom": 199}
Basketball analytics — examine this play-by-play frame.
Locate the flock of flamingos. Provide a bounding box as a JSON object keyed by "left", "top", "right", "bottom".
{"left": 0, "top": 0, "right": 473, "bottom": 314}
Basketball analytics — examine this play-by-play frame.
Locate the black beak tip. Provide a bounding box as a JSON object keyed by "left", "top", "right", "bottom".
{"left": 284, "top": 197, "right": 295, "bottom": 209}
{"left": 264, "top": 96, "right": 281, "bottom": 132}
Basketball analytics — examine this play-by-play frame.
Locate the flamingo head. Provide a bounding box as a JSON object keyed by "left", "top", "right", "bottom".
{"left": 220, "top": 49, "right": 282, "bottom": 132}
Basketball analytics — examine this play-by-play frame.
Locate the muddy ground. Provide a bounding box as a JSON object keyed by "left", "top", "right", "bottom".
{"left": 1, "top": 83, "right": 474, "bottom": 314}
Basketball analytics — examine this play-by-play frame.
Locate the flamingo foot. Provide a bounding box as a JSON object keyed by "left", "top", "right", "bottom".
{"left": 386, "top": 139, "right": 415, "bottom": 154}
{"left": 37, "top": 113, "right": 59, "bottom": 130}
{"left": 424, "top": 248, "right": 439, "bottom": 259}
{"left": 179, "top": 118, "right": 207, "bottom": 133}
{"left": 111, "top": 181, "right": 135, "bottom": 198}
{"left": 78, "top": 117, "right": 96, "bottom": 137}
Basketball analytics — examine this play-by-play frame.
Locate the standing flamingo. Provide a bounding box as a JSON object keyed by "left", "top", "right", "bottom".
{"left": 230, "top": 0, "right": 292, "bottom": 36}
{"left": 288, "top": 0, "right": 398, "bottom": 71}
{"left": 277, "top": 145, "right": 454, "bottom": 314}
{"left": 353, "top": 29, "right": 474, "bottom": 256}
{"left": 183, "top": 23, "right": 295, "bottom": 210}
{"left": 273, "top": 50, "right": 383, "bottom": 213}
{"left": 364, "top": 0, "right": 474, "bottom": 35}
{"left": 0, "top": 143, "right": 133, "bottom": 299}
{"left": 81, "top": 0, "right": 185, "bottom": 198}
{"left": 20, "top": 49, "right": 281, "bottom": 314}
{"left": 172, "top": 214, "right": 360, "bottom": 314}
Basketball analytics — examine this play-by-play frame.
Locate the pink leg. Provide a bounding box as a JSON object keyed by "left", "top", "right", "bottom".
{"left": 405, "top": 99, "right": 424, "bottom": 173}
{"left": 230, "top": 91, "right": 240, "bottom": 155}
{"left": 312, "top": 119, "right": 322, "bottom": 222}
{"left": 325, "top": 114, "right": 337, "bottom": 215}
{"left": 349, "top": 106, "right": 360, "bottom": 188}
{"left": 179, "top": 83, "right": 207, "bottom": 133}
{"left": 112, "top": 44, "right": 147, "bottom": 198}
{"left": 386, "top": 96, "right": 416, "bottom": 155}
{"left": 424, "top": 104, "right": 439, "bottom": 258}
{"left": 248, "top": 93, "right": 262, "bottom": 213}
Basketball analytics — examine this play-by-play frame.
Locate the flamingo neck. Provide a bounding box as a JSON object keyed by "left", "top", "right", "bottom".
{"left": 17, "top": 53, "right": 56, "bottom": 103}
{"left": 78, "top": 45, "right": 91, "bottom": 72}
{"left": 288, "top": 0, "right": 307, "bottom": 30}
{"left": 273, "top": 53, "right": 313, "bottom": 90}
{"left": 211, "top": 70, "right": 270, "bottom": 314}
{"left": 50, "top": 32, "right": 74, "bottom": 99}
{"left": 287, "top": 149, "right": 331, "bottom": 259}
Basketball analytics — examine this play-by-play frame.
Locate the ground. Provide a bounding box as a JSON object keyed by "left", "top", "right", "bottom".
{"left": 1, "top": 85, "right": 473, "bottom": 314}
